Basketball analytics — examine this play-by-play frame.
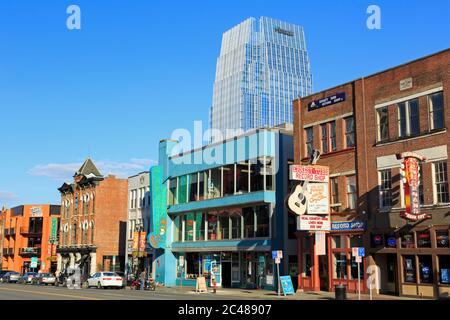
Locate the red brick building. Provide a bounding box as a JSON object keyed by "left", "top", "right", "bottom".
{"left": 292, "top": 48, "right": 450, "bottom": 298}
{"left": 1, "top": 204, "right": 60, "bottom": 273}
{"left": 56, "top": 158, "right": 128, "bottom": 277}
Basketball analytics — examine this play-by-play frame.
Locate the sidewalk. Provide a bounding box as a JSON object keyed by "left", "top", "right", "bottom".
{"left": 155, "top": 285, "right": 420, "bottom": 300}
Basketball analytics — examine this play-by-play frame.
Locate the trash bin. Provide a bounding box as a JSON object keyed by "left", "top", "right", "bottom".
{"left": 335, "top": 284, "right": 347, "bottom": 300}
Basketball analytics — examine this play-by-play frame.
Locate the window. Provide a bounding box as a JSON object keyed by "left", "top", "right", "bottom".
{"left": 403, "top": 255, "right": 416, "bottom": 283}
{"left": 401, "top": 233, "right": 415, "bottom": 249}
{"left": 434, "top": 161, "right": 449, "bottom": 203}
{"left": 184, "top": 213, "right": 194, "bottom": 241}
{"left": 168, "top": 178, "right": 177, "bottom": 205}
{"left": 330, "top": 177, "right": 341, "bottom": 213}
{"left": 417, "top": 230, "right": 431, "bottom": 248}
{"left": 189, "top": 173, "right": 198, "bottom": 202}
{"left": 418, "top": 255, "right": 433, "bottom": 283}
{"left": 186, "top": 253, "right": 200, "bottom": 278}
{"left": 305, "top": 127, "right": 314, "bottom": 157}
{"left": 236, "top": 162, "right": 249, "bottom": 194}
{"left": 321, "top": 122, "right": 336, "bottom": 153}
{"left": 438, "top": 255, "right": 450, "bottom": 284}
{"left": 379, "top": 170, "right": 392, "bottom": 208}
{"left": 332, "top": 235, "right": 346, "bottom": 249}
{"left": 333, "top": 253, "right": 347, "bottom": 279}
{"left": 194, "top": 212, "right": 205, "bottom": 241}
{"left": 264, "top": 157, "right": 275, "bottom": 191}
{"left": 436, "top": 229, "right": 449, "bottom": 248}
{"left": 249, "top": 159, "right": 264, "bottom": 192}
{"left": 206, "top": 168, "right": 221, "bottom": 199}
{"left": 243, "top": 207, "right": 255, "bottom": 238}
{"left": 173, "top": 216, "right": 181, "bottom": 242}
{"left": 346, "top": 175, "right": 357, "bottom": 210}
{"left": 207, "top": 213, "right": 218, "bottom": 240}
{"left": 178, "top": 176, "right": 188, "bottom": 204}
{"left": 429, "top": 91, "right": 444, "bottom": 130}
{"left": 222, "top": 165, "right": 235, "bottom": 197}
{"left": 345, "top": 116, "right": 355, "bottom": 148}
{"left": 397, "top": 98, "right": 420, "bottom": 138}
{"left": 198, "top": 172, "right": 206, "bottom": 201}
{"left": 377, "top": 106, "right": 389, "bottom": 141}
{"left": 218, "top": 213, "right": 229, "bottom": 240}
{"left": 350, "top": 235, "right": 363, "bottom": 247}
{"left": 255, "top": 205, "right": 270, "bottom": 237}
{"left": 230, "top": 210, "right": 242, "bottom": 239}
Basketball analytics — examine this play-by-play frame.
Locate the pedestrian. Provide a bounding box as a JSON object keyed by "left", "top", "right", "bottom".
{"left": 139, "top": 270, "right": 146, "bottom": 291}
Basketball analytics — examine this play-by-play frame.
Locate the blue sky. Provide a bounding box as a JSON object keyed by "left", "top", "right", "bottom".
{"left": 0, "top": 0, "right": 449, "bottom": 207}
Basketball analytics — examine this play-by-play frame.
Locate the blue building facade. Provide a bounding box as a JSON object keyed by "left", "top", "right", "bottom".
{"left": 148, "top": 127, "right": 296, "bottom": 289}
{"left": 210, "top": 17, "right": 313, "bottom": 137}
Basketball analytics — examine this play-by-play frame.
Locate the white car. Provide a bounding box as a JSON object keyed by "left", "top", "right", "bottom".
{"left": 86, "top": 272, "right": 123, "bottom": 289}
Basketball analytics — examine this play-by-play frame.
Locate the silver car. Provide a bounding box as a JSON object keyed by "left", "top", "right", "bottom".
{"left": 2, "top": 272, "right": 21, "bottom": 283}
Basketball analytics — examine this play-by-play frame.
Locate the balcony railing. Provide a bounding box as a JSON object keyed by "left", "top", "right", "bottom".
{"left": 19, "top": 247, "right": 41, "bottom": 256}
{"left": 20, "top": 227, "right": 42, "bottom": 236}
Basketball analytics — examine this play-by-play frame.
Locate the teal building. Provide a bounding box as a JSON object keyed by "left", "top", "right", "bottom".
{"left": 148, "top": 126, "right": 296, "bottom": 290}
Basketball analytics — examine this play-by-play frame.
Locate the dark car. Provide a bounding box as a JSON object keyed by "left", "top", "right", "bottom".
{"left": 18, "top": 272, "right": 39, "bottom": 284}
{"left": 1, "top": 272, "right": 21, "bottom": 283}
{"left": 0, "top": 270, "right": 14, "bottom": 283}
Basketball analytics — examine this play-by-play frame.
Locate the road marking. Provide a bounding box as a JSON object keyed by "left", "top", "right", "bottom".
{"left": 0, "top": 286, "right": 100, "bottom": 300}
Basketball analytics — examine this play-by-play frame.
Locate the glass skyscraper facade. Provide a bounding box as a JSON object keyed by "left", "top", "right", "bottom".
{"left": 210, "top": 17, "right": 313, "bottom": 137}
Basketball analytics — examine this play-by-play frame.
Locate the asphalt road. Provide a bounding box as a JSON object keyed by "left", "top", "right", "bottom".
{"left": 0, "top": 283, "right": 250, "bottom": 300}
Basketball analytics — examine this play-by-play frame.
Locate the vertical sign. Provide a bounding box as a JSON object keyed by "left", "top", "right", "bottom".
{"left": 315, "top": 231, "right": 326, "bottom": 255}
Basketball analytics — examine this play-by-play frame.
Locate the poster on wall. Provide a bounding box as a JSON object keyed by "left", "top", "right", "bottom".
{"left": 30, "top": 206, "right": 43, "bottom": 217}
{"left": 307, "top": 183, "right": 329, "bottom": 215}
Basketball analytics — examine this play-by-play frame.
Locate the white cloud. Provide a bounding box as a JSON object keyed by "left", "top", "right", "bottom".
{"left": 28, "top": 158, "right": 157, "bottom": 181}
{"left": 0, "top": 191, "right": 19, "bottom": 205}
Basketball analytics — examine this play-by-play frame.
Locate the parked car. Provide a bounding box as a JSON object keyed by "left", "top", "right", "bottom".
{"left": 31, "top": 273, "right": 56, "bottom": 286}
{"left": 18, "top": 272, "right": 39, "bottom": 284}
{"left": 86, "top": 272, "right": 123, "bottom": 289}
{"left": 1, "top": 272, "right": 21, "bottom": 283}
{"left": 0, "top": 270, "right": 14, "bottom": 283}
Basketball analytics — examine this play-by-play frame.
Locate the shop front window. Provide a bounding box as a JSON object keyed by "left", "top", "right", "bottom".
{"left": 303, "top": 253, "right": 311, "bottom": 277}
{"left": 438, "top": 255, "right": 450, "bottom": 284}
{"left": 198, "top": 172, "right": 206, "bottom": 201}
{"left": 417, "top": 230, "right": 431, "bottom": 248}
{"left": 243, "top": 207, "right": 255, "bottom": 238}
{"left": 350, "top": 256, "right": 364, "bottom": 280}
{"left": 173, "top": 216, "right": 182, "bottom": 242}
{"left": 231, "top": 252, "right": 240, "bottom": 282}
{"left": 401, "top": 233, "right": 415, "bottom": 248}
{"left": 186, "top": 253, "right": 200, "bottom": 279}
{"left": 207, "top": 168, "right": 222, "bottom": 199}
{"left": 178, "top": 175, "right": 188, "bottom": 204}
{"left": 403, "top": 255, "right": 416, "bottom": 283}
{"left": 168, "top": 178, "right": 177, "bottom": 205}
{"left": 207, "top": 213, "right": 218, "bottom": 240}
{"left": 332, "top": 235, "right": 347, "bottom": 249}
{"left": 189, "top": 173, "right": 198, "bottom": 202}
{"left": 333, "top": 253, "right": 347, "bottom": 279}
{"left": 418, "top": 255, "right": 433, "bottom": 283}
{"left": 436, "top": 230, "right": 449, "bottom": 248}
{"left": 255, "top": 205, "right": 270, "bottom": 237}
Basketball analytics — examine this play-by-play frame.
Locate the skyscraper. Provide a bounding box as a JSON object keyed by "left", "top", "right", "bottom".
{"left": 210, "top": 17, "right": 313, "bottom": 137}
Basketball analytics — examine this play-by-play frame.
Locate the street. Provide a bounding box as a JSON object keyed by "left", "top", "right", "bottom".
{"left": 0, "top": 283, "right": 249, "bottom": 300}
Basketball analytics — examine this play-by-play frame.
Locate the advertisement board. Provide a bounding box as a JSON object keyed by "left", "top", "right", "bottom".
{"left": 299, "top": 215, "right": 330, "bottom": 231}
{"left": 30, "top": 206, "right": 43, "bottom": 217}
{"left": 289, "top": 165, "right": 329, "bottom": 182}
{"left": 307, "top": 183, "right": 329, "bottom": 214}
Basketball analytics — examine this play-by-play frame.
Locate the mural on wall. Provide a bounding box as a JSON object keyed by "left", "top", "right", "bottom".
{"left": 149, "top": 166, "right": 167, "bottom": 249}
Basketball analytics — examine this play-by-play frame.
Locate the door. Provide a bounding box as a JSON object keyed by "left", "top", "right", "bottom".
{"left": 386, "top": 254, "right": 398, "bottom": 294}
{"left": 222, "top": 262, "right": 231, "bottom": 288}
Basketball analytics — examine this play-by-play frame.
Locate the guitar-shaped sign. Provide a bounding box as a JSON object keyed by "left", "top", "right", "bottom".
{"left": 287, "top": 150, "right": 321, "bottom": 216}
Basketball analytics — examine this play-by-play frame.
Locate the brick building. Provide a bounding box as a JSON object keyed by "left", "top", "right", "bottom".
{"left": 292, "top": 48, "right": 450, "bottom": 298}
{"left": 1, "top": 204, "right": 60, "bottom": 273}
{"left": 56, "top": 158, "right": 128, "bottom": 277}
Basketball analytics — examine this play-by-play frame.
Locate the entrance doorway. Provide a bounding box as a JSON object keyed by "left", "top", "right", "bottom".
{"left": 222, "top": 261, "right": 231, "bottom": 288}
{"left": 386, "top": 254, "right": 398, "bottom": 295}
{"left": 319, "top": 255, "right": 329, "bottom": 291}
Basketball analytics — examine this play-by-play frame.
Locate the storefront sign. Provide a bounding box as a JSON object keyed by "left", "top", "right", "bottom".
{"left": 397, "top": 152, "right": 430, "bottom": 221}
{"left": 331, "top": 221, "right": 366, "bottom": 231}
{"left": 289, "top": 165, "right": 329, "bottom": 182}
{"left": 308, "top": 92, "right": 346, "bottom": 111}
{"left": 149, "top": 166, "right": 167, "bottom": 249}
{"left": 280, "top": 276, "right": 295, "bottom": 296}
{"left": 30, "top": 206, "right": 43, "bottom": 217}
{"left": 299, "top": 215, "right": 330, "bottom": 231}
{"left": 307, "top": 183, "right": 329, "bottom": 215}
{"left": 371, "top": 234, "right": 384, "bottom": 247}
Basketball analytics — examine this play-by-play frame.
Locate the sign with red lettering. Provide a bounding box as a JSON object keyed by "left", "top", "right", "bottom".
{"left": 299, "top": 215, "right": 330, "bottom": 231}
{"left": 397, "top": 152, "right": 430, "bottom": 221}
{"left": 289, "top": 165, "right": 329, "bottom": 183}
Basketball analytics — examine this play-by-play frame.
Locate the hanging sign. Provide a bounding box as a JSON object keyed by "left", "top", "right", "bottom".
{"left": 289, "top": 165, "right": 329, "bottom": 182}
{"left": 299, "top": 215, "right": 330, "bottom": 231}
{"left": 307, "top": 183, "right": 329, "bottom": 214}
{"left": 397, "top": 152, "right": 430, "bottom": 221}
